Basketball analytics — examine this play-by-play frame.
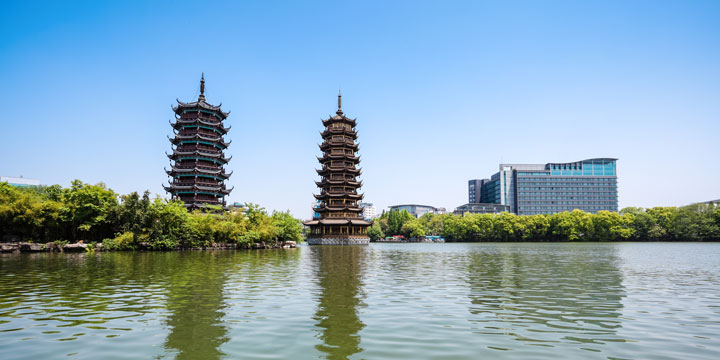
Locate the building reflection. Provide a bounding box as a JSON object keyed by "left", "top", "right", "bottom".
{"left": 465, "top": 244, "right": 626, "bottom": 345}
{"left": 163, "top": 252, "right": 230, "bottom": 360}
{"left": 310, "top": 246, "right": 367, "bottom": 360}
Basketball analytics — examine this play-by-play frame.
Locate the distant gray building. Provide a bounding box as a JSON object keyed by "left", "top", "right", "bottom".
{"left": 469, "top": 158, "right": 618, "bottom": 215}
{"left": 468, "top": 179, "right": 488, "bottom": 203}
{"left": 454, "top": 203, "right": 510, "bottom": 215}
{"left": 388, "top": 204, "right": 446, "bottom": 218}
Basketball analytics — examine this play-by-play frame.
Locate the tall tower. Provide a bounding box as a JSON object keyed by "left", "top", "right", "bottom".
{"left": 304, "top": 92, "right": 371, "bottom": 245}
{"left": 165, "top": 74, "right": 233, "bottom": 210}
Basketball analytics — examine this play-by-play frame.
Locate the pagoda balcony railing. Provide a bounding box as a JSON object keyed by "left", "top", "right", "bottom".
{"left": 324, "top": 138, "right": 356, "bottom": 147}
{"left": 172, "top": 181, "right": 223, "bottom": 187}
{"left": 173, "top": 133, "right": 224, "bottom": 142}
{"left": 319, "top": 190, "right": 359, "bottom": 196}
{"left": 321, "top": 165, "right": 359, "bottom": 171}
{"left": 174, "top": 164, "right": 225, "bottom": 171}
{"left": 171, "top": 150, "right": 226, "bottom": 159}
{"left": 178, "top": 129, "right": 220, "bottom": 138}
{"left": 321, "top": 130, "right": 358, "bottom": 138}
{"left": 176, "top": 145, "right": 221, "bottom": 154}
{"left": 174, "top": 117, "right": 228, "bottom": 130}
{"left": 180, "top": 113, "right": 222, "bottom": 122}
{"left": 179, "top": 198, "right": 222, "bottom": 204}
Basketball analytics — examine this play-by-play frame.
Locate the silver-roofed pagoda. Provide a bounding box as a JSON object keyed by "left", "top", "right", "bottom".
{"left": 304, "top": 92, "right": 372, "bottom": 245}
{"left": 164, "top": 74, "right": 233, "bottom": 210}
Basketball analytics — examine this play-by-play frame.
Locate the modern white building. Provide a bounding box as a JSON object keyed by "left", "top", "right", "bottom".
{"left": 359, "top": 202, "right": 377, "bottom": 220}
{"left": 1, "top": 176, "right": 40, "bottom": 187}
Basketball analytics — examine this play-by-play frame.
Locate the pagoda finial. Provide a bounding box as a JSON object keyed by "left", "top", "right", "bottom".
{"left": 337, "top": 89, "right": 343, "bottom": 115}
{"left": 199, "top": 73, "right": 206, "bottom": 101}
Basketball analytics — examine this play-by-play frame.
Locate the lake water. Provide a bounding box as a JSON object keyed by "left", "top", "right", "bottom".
{"left": 1, "top": 243, "right": 719, "bottom": 359}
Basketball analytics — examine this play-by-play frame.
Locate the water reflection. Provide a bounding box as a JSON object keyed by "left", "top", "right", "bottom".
{"left": 465, "top": 244, "right": 626, "bottom": 349}
{"left": 309, "top": 246, "right": 367, "bottom": 360}
{"left": 163, "top": 252, "right": 230, "bottom": 360}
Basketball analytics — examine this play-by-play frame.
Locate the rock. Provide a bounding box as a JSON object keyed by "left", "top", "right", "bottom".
{"left": 252, "top": 242, "right": 266, "bottom": 250}
{"left": 283, "top": 241, "right": 297, "bottom": 248}
{"left": 19, "top": 242, "right": 44, "bottom": 252}
{"left": 1, "top": 243, "right": 18, "bottom": 253}
{"left": 95, "top": 243, "right": 104, "bottom": 251}
{"left": 63, "top": 243, "right": 87, "bottom": 252}
{"left": 138, "top": 242, "right": 151, "bottom": 250}
{"left": 44, "top": 242, "right": 59, "bottom": 252}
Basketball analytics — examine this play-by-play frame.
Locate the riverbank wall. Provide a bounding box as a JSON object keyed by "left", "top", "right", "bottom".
{"left": 0, "top": 241, "right": 298, "bottom": 253}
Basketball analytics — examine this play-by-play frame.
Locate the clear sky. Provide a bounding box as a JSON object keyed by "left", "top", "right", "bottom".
{"left": 1, "top": 0, "right": 719, "bottom": 218}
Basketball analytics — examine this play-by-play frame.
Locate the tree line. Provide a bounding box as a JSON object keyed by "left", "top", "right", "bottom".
{"left": 0, "top": 180, "right": 303, "bottom": 249}
{"left": 368, "top": 204, "right": 720, "bottom": 242}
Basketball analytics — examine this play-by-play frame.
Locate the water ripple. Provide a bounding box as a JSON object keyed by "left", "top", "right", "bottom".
{"left": 1, "top": 243, "right": 719, "bottom": 359}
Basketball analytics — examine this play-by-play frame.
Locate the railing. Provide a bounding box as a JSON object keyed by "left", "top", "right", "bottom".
{"left": 174, "top": 164, "right": 224, "bottom": 172}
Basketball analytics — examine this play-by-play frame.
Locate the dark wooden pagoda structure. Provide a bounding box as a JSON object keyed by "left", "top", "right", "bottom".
{"left": 164, "top": 74, "right": 233, "bottom": 210}
{"left": 304, "top": 92, "right": 371, "bottom": 245}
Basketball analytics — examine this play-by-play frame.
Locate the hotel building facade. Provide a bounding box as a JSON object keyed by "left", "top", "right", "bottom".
{"left": 468, "top": 158, "right": 618, "bottom": 215}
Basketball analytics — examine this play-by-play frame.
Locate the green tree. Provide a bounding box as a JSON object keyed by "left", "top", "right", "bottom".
{"left": 271, "top": 211, "right": 303, "bottom": 242}
{"left": 367, "top": 221, "right": 385, "bottom": 241}
{"left": 58, "top": 180, "right": 118, "bottom": 241}
{"left": 401, "top": 217, "right": 426, "bottom": 238}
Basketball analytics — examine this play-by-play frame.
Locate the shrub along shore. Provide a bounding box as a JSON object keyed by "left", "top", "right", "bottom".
{"left": 0, "top": 181, "right": 303, "bottom": 251}
{"left": 368, "top": 204, "right": 720, "bottom": 242}
{"left": 2, "top": 181, "right": 719, "bottom": 251}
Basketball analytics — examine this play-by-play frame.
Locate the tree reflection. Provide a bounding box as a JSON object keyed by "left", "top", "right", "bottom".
{"left": 310, "top": 246, "right": 367, "bottom": 360}
{"left": 466, "top": 244, "right": 626, "bottom": 345}
{"left": 163, "top": 252, "right": 230, "bottom": 360}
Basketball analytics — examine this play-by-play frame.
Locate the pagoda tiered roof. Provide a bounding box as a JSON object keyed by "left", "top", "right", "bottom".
{"left": 303, "top": 219, "right": 371, "bottom": 226}
{"left": 315, "top": 179, "right": 362, "bottom": 187}
{"left": 316, "top": 167, "right": 361, "bottom": 176}
{"left": 169, "top": 133, "right": 230, "bottom": 145}
{"left": 320, "top": 128, "right": 358, "bottom": 139}
{"left": 165, "top": 166, "right": 232, "bottom": 179}
{"left": 322, "top": 114, "right": 357, "bottom": 127}
{"left": 167, "top": 149, "right": 230, "bottom": 161}
{"left": 171, "top": 118, "right": 231, "bottom": 133}
{"left": 314, "top": 191, "right": 363, "bottom": 200}
{"left": 314, "top": 205, "right": 363, "bottom": 213}
{"left": 317, "top": 152, "right": 360, "bottom": 161}
{"left": 163, "top": 183, "right": 233, "bottom": 195}
{"left": 319, "top": 139, "right": 358, "bottom": 150}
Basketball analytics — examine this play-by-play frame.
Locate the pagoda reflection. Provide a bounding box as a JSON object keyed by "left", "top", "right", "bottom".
{"left": 310, "top": 246, "right": 368, "bottom": 359}
{"left": 163, "top": 252, "right": 230, "bottom": 360}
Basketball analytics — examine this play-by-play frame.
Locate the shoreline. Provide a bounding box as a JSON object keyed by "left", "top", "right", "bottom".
{"left": 0, "top": 241, "right": 298, "bottom": 253}
{"left": 3, "top": 239, "right": 718, "bottom": 254}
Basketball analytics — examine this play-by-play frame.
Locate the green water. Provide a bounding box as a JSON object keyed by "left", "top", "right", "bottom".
{"left": 1, "top": 243, "right": 719, "bottom": 359}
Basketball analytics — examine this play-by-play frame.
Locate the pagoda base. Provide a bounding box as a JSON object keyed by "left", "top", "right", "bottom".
{"left": 306, "top": 237, "right": 370, "bottom": 246}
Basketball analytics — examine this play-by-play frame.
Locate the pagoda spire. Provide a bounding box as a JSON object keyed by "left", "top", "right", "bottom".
{"left": 199, "top": 73, "right": 206, "bottom": 102}
{"left": 337, "top": 89, "right": 343, "bottom": 115}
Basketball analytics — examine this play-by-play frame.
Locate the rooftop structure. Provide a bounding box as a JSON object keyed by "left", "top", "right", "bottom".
{"left": 304, "top": 92, "right": 372, "bottom": 245}
{"left": 0, "top": 176, "right": 40, "bottom": 187}
{"left": 164, "top": 74, "right": 233, "bottom": 210}
{"left": 453, "top": 203, "right": 510, "bottom": 215}
{"left": 388, "top": 204, "right": 446, "bottom": 218}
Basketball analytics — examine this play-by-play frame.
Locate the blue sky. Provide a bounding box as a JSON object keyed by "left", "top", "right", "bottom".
{"left": 1, "top": 0, "right": 718, "bottom": 218}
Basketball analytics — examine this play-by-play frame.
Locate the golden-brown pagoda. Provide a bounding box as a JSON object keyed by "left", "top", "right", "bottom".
{"left": 304, "top": 92, "right": 371, "bottom": 245}
{"left": 164, "top": 74, "right": 233, "bottom": 210}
